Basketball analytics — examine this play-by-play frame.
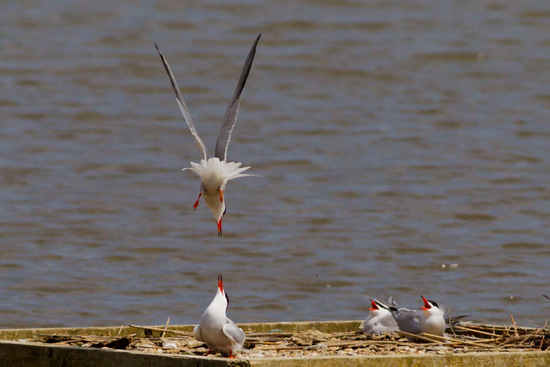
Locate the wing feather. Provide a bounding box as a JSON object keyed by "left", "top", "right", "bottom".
{"left": 155, "top": 43, "right": 208, "bottom": 160}
{"left": 214, "top": 34, "right": 261, "bottom": 161}
{"left": 393, "top": 310, "right": 422, "bottom": 334}
{"left": 222, "top": 319, "right": 246, "bottom": 345}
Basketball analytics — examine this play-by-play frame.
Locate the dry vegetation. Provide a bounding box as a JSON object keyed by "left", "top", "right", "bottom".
{"left": 32, "top": 321, "right": 550, "bottom": 359}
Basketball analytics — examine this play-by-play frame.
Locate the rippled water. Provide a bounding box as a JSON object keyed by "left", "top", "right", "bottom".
{"left": 1, "top": 1, "right": 550, "bottom": 328}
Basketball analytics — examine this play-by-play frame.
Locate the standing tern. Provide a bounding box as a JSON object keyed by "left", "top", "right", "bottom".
{"left": 155, "top": 34, "right": 261, "bottom": 236}
{"left": 363, "top": 299, "right": 399, "bottom": 335}
{"left": 390, "top": 296, "right": 445, "bottom": 341}
{"left": 193, "top": 274, "right": 246, "bottom": 358}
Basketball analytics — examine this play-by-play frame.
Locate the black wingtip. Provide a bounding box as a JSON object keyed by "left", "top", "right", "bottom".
{"left": 250, "top": 34, "right": 261, "bottom": 50}
{"left": 373, "top": 299, "right": 389, "bottom": 311}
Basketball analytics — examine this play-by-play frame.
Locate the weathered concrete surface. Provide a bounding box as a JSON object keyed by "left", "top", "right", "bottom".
{"left": 248, "top": 352, "right": 550, "bottom": 367}
{"left": 0, "top": 340, "right": 248, "bottom": 367}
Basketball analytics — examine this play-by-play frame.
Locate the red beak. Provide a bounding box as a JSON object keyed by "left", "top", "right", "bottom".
{"left": 217, "top": 218, "right": 222, "bottom": 237}
{"left": 420, "top": 295, "right": 430, "bottom": 310}
{"left": 370, "top": 300, "right": 379, "bottom": 311}
{"left": 218, "top": 274, "right": 224, "bottom": 293}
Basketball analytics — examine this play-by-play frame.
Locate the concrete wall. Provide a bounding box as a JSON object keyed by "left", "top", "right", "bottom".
{"left": 0, "top": 341, "right": 246, "bottom": 367}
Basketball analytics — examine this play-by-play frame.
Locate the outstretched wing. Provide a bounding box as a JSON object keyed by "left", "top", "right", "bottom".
{"left": 222, "top": 319, "right": 246, "bottom": 345}
{"left": 214, "top": 34, "right": 261, "bottom": 161}
{"left": 155, "top": 43, "right": 208, "bottom": 160}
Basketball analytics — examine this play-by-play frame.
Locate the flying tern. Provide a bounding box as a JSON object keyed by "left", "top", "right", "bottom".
{"left": 390, "top": 295, "right": 445, "bottom": 341}
{"left": 155, "top": 34, "right": 261, "bottom": 235}
{"left": 363, "top": 299, "right": 399, "bottom": 335}
{"left": 193, "top": 274, "right": 246, "bottom": 358}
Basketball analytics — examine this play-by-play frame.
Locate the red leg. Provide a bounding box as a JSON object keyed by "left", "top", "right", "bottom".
{"left": 219, "top": 189, "right": 224, "bottom": 203}
{"left": 217, "top": 218, "right": 222, "bottom": 237}
{"left": 193, "top": 192, "right": 202, "bottom": 210}
{"left": 229, "top": 350, "right": 236, "bottom": 359}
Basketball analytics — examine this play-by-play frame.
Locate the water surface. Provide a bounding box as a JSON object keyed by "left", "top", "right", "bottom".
{"left": 1, "top": 1, "right": 550, "bottom": 328}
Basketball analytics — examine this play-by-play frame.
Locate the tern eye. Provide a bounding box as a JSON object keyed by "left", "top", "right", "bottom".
{"left": 429, "top": 300, "right": 439, "bottom": 308}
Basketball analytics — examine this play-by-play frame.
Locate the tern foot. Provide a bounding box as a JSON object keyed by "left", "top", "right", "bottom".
{"left": 193, "top": 192, "right": 202, "bottom": 210}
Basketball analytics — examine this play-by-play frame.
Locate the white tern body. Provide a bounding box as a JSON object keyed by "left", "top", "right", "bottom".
{"left": 193, "top": 275, "right": 245, "bottom": 358}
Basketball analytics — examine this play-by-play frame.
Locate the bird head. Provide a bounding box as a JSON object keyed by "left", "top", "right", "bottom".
{"left": 420, "top": 295, "right": 439, "bottom": 311}
{"left": 369, "top": 299, "right": 379, "bottom": 311}
{"left": 217, "top": 274, "right": 229, "bottom": 310}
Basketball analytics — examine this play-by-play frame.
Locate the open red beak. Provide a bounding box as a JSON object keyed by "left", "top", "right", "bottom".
{"left": 218, "top": 274, "right": 224, "bottom": 293}
{"left": 420, "top": 295, "right": 430, "bottom": 310}
{"left": 370, "top": 300, "right": 379, "bottom": 311}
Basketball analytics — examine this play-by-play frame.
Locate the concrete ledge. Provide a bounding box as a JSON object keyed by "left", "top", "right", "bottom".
{"left": 0, "top": 340, "right": 247, "bottom": 367}
{"left": 247, "top": 352, "right": 550, "bottom": 367}
{"left": 1, "top": 340, "right": 548, "bottom": 367}
{"left": 1, "top": 321, "right": 548, "bottom": 367}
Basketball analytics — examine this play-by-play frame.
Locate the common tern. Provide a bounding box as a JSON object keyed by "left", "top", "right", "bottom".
{"left": 363, "top": 299, "right": 399, "bottom": 335}
{"left": 390, "top": 295, "right": 445, "bottom": 341}
{"left": 193, "top": 274, "right": 246, "bottom": 358}
{"left": 155, "top": 34, "right": 261, "bottom": 236}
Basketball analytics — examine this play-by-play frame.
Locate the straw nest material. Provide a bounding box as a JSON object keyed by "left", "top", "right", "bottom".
{"left": 33, "top": 321, "right": 550, "bottom": 359}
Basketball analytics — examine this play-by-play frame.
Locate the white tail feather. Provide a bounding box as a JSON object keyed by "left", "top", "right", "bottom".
{"left": 182, "top": 157, "right": 256, "bottom": 186}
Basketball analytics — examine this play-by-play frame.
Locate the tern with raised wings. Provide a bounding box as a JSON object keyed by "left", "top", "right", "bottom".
{"left": 155, "top": 34, "right": 261, "bottom": 235}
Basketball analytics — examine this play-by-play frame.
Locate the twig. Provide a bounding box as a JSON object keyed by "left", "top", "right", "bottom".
{"left": 422, "top": 332, "right": 500, "bottom": 349}
{"left": 128, "top": 324, "right": 192, "bottom": 336}
{"left": 161, "top": 318, "right": 171, "bottom": 338}
{"left": 255, "top": 345, "right": 306, "bottom": 351}
{"left": 447, "top": 308, "right": 457, "bottom": 338}
{"left": 116, "top": 325, "right": 124, "bottom": 337}
{"left": 395, "top": 330, "right": 443, "bottom": 344}
{"left": 453, "top": 325, "right": 500, "bottom": 338}
{"left": 246, "top": 332, "right": 293, "bottom": 338}
{"left": 462, "top": 322, "right": 536, "bottom": 333}
{"left": 510, "top": 316, "right": 519, "bottom": 337}
{"left": 324, "top": 340, "right": 414, "bottom": 348}
{"left": 331, "top": 331, "right": 363, "bottom": 338}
